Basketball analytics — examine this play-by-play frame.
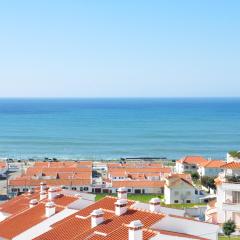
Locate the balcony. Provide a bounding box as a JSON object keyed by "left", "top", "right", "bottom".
{"left": 221, "top": 182, "right": 240, "bottom": 191}
{"left": 222, "top": 202, "right": 240, "bottom": 212}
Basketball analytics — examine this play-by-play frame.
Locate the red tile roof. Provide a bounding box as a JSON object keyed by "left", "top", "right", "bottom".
{"left": 0, "top": 192, "right": 39, "bottom": 214}
{"left": 198, "top": 160, "right": 225, "bottom": 168}
{"left": 9, "top": 178, "right": 91, "bottom": 187}
{"left": 107, "top": 163, "right": 163, "bottom": 169}
{"left": 177, "top": 156, "right": 208, "bottom": 165}
{"left": 34, "top": 196, "right": 164, "bottom": 240}
{"left": 165, "top": 174, "right": 193, "bottom": 187}
{"left": 0, "top": 161, "right": 6, "bottom": 169}
{"left": 0, "top": 203, "right": 48, "bottom": 239}
{"left": 0, "top": 193, "right": 78, "bottom": 239}
{"left": 221, "top": 161, "right": 240, "bottom": 169}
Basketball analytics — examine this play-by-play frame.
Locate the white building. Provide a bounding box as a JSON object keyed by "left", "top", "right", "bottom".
{"left": 176, "top": 156, "right": 208, "bottom": 173}
{"left": 227, "top": 151, "right": 240, "bottom": 163}
{"left": 164, "top": 174, "right": 203, "bottom": 204}
{"left": 111, "top": 180, "right": 165, "bottom": 194}
{"left": 215, "top": 161, "right": 240, "bottom": 230}
{"left": 197, "top": 160, "right": 225, "bottom": 177}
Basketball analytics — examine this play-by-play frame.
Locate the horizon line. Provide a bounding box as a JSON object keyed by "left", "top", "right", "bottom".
{"left": 0, "top": 96, "right": 240, "bottom": 99}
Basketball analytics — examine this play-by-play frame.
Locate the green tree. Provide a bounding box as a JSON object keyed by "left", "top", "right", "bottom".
{"left": 200, "top": 176, "right": 216, "bottom": 190}
{"left": 191, "top": 172, "right": 200, "bottom": 182}
{"left": 223, "top": 220, "right": 236, "bottom": 239}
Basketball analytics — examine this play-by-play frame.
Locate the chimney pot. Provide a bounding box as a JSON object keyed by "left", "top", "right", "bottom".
{"left": 48, "top": 187, "right": 59, "bottom": 200}
{"left": 128, "top": 220, "right": 143, "bottom": 240}
{"left": 40, "top": 190, "right": 47, "bottom": 200}
{"left": 45, "top": 201, "right": 56, "bottom": 217}
{"left": 149, "top": 198, "right": 160, "bottom": 212}
{"left": 28, "top": 189, "right": 34, "bottom": 195}
{"left": 40, "top": 182, "right": 47, "bottom": 192}
{"left": 115, "top": 199, "right": 128, "bottom": 216}
{"left": 91, "top": 209, "right": 104, "bottom": 228}
{"left": 29, "top": 199, "right": 38, "bottom": 208}
{"left": 117, "top": 187, "right": 128, "bottom": 199}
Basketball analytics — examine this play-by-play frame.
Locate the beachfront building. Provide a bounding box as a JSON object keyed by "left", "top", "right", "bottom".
{"left": 197, "top": 160, "right": 225, "bottom": 177}
{"left": 215, "top": 161, "right": 240, "bottom": 230}
{"left": 176, "top": 156, "right": 208, "bottom": 174}
{"left": 8, "top": 161, "right": 93, "bottom": 195}
{"left": 8, "top": 161, "right": 172, "bottom": 195}
{"left": 103, "top": 162, "right": 172, "bottom": 194}
{"left": 107, "top": 162, "right": 171, "bottom": 181}
{"left": 164, "top": 174, "right": 203, "bottom": 204}
{"left": 111, "top": 180, "right": 165, "bottom": 194}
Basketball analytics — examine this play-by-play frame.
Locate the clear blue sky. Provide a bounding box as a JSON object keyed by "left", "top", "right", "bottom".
{"left": 0, "top": 1, "right": 239, "bottom": 98}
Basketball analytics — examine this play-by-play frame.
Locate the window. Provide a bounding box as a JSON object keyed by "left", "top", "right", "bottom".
{"left": 195, "top": 190, "right": 198, "bottom": 195}
{"left": 72, "top": 187, "right": 77, "bottom": 190}
{"left": 23, "top": 188, "right": 28, "bottom": 192}
{"left": 174, "top": 200, "right": 179, "bottom": 203}
{"left": 128, "top": 189, "right": 131, "bottom": 193}
{"left": 80, "top": 187, "right": 83, "bottom": 191}
{"left": 84, "top": 187, "right": 89, "bottom": 191}
{"left": 233, "top": 191, "right": 240, "bottom": 203}
{"left": 134, "top": 189, "right": 141, "bottom": 194}
{"left": 186, "top": 200, "right": 191, "bottom": 203}
{"left": 192, "top": 166, "right": 196, "bottom": 169}
{"left": 185, "top": 166, "right": 189, "bottom": 169}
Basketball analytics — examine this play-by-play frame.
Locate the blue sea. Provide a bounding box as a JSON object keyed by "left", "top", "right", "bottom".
{"left": 0, "top": 98, "right": 239, "bottom": 160}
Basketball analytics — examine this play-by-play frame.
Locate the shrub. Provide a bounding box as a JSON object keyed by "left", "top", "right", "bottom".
{"left": 223, "top": 219, "right": 236, "bottom": 239}
{"left": 201, "top": 176, "right": 216, "bottom": 190}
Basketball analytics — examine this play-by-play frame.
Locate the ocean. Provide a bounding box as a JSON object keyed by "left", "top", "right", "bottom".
{"left": 0, "top": 98, "right": 239, "bottom": 160}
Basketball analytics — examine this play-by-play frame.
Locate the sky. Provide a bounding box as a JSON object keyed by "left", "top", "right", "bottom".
{"left": 0, "top": 1, "right": 239, "bottom": 98}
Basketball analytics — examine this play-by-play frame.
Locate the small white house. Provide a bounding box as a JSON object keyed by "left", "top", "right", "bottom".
{"left": 197, "top": 160, "right": 225, "bottom": 177}
{"left": 175, "top": 156, "right": 208, "bottom": 173}
{"left": 164, "top": 174, "right": 203, "bottom": 204}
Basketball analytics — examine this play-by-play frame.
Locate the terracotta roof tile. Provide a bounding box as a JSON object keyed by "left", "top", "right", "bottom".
{"left": 177, "top": 156, "right": 208, "bottom": 165}
{"left": 9, "top": 178, "right": 91, "bottom": 187}
{"left": 221, "top": 161, "right": 240, "bottom": 169}
{"left": 0, "top": 192, "right": 39, "bottom": 214}
{"left": 198, "top": 160, "right": 225, "bottom": 168}
{"left": 34, "top": 196, "right": 164, "bottom": 240}
{"left": 0, "top": 203, "right": 62, "bottom": 239}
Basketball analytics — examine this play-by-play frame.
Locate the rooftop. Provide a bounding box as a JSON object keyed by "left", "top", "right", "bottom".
{"left": 177, "top": 156, "right": 208, "bottom": 165}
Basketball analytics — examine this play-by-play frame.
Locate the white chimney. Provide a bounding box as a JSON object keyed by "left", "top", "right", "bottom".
{"left": 40, "top": 182, "right": 47, "bottom": 192}
{"left": 45, "top": 202, "right": 56, "bottom": 217}
{"left": 48, "top": 187, "right": 58, "bottom": 200}
{"left": 91, "top": 209, "right": 104, "bottom": 228}
{"left": 28, "top": 189, "right": 34, "bottom": 195}
{"left": 40, "top": 190, "right": 47, "bottom": 200}
{"left": 115, "top": 199, "right": 128, "bottom": 216}
{"left": 29, "top": 199, "right": 38, "bottom": 208}
{"left": 128, "top": 220, "right": 143, "bottom": 240}
{"left": 117, "top": 187, "right": 127, "bottom": 199}
{"left": 149, "top": 198, "right": 160, "bottom": 212}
